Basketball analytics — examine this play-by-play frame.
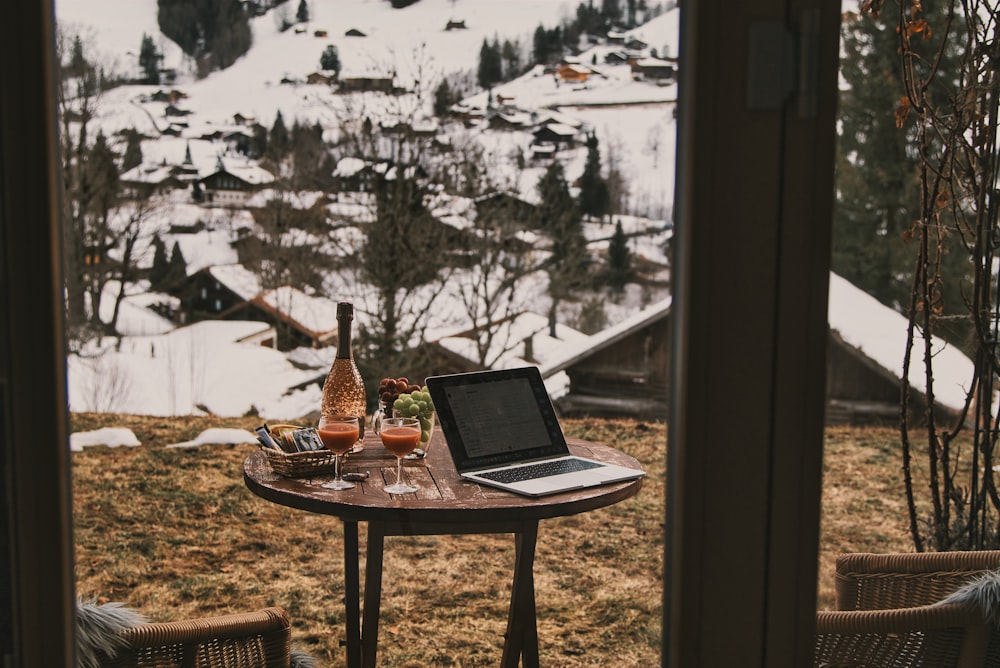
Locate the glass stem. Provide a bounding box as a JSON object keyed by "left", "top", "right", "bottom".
{"left": 335, "top": 453, "right": 342, "bottom": 482}
{"left": 396, "top": 457, "right": 403, "bottom": 486}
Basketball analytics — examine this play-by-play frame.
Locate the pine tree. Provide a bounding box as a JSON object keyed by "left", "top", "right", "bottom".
{"left": 532, "top": 25, "right": 550, "bottom": 65}
{"left": 149, "top": 235, "right": 170, "bottom": 288}
{"left": 433, "top": 78, "right": 457, "bottom": 117}
{"left": 296, "top": 0, "right": 309, "bottom": 23}
{"left": 70, "top": 35, "right": 88, "bottom": 76}
{"left": 607, "top": 219, "right": 631, "bottom": 293}
{"left": 835, "top": 5, "right": 968, "bottom": 344}
{"left": 602, "top": 0, "right": 622, "bottom": 25}
{"left": 122, "top": 129, "right": 143, "bottom": 172}
{"left": 501, "top": 39, "right": 520, "bottom": 79}
{"left": 536, "top": 161, "right": 590, "bottom": 333}
{"left": 269, "top": 110, "right": 289, "bottom": 158}
{"left": 477, "top": 38, "right": 503, "bottom": 90}
{"left": 138, "top": 33, "right": 160, "bottom": 84}
{"left": 578, "top": 132, "right": 611, "bottom": 220}
{"left": 165, "top": 241, "right": 188, "bottom": 289}
{"left": 320, "top": 44, "right": 340, "bottom": 73}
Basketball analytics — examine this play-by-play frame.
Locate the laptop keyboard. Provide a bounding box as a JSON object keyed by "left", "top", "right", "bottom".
{"left": 478, "top": 458, "right": 603, "bottom": 484}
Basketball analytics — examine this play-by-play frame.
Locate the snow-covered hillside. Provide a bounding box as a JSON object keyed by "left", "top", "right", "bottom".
{"left": 56, "top": 0, "right": 679, "bottom": 418}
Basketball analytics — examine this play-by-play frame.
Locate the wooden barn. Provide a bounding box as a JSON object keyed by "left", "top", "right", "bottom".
{"left": 824, "top": 273, "right": 974, "bottom": 426}
{"left": 542, "top": 298, "right": 671, "bottom": 419}
{"left": 536, "top": 274, "right": 978, "bottom": 424}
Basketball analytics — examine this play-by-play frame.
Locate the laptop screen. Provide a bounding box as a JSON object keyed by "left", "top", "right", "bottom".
{"left": 427, "top": 367, "right": 569, "bottom": 472}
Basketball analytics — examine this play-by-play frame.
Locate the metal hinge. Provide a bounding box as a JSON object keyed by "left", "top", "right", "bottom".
{"left": 747, "top": 8, "right": 820, "bottom": 118}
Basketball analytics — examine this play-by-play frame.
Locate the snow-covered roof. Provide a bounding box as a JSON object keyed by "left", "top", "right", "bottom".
{"left": 634, "top": 57, "right": 675, "bottom": 68}
{"left": 244, "top": 189, "right": 325, "bottom": 209}
{"left": 541, "top": 296, "right": 671, "bottom": 378}
{"left": 207, "top": 264, "right": 262, "bottom": 301}
{"left": 120, "top": 164, "right": 176, "bottom": 184}
{"left": 333, "top": 157, "right": 368, "bottom": 178}
{"left": 536, "top": 122, "right": 577, "bottom": 137}
{"left": 215, "top": 158, "right": 274, "bottom": 186}
{"left": 435, "top": 311, "right": 588, "bottom": 371}
{"left": 827, "top": 272, "right": 974, "bottom": 413}
{"left": 255, "top": 287, "right": 340, "bottom": 340}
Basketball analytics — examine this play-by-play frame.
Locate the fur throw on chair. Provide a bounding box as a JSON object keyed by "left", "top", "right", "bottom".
{"left": 937, "top": 569, "right": 1000, "bottom": 626}
{"left": 290, "top": 649, "right": 319, "bottom": 667}
{"left": 75, "top": 599, "right": 148, "bottom": 668}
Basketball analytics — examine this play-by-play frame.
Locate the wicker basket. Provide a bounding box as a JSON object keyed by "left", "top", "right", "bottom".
{"left": 261, "top": 423, "right": 337, "bottom": 477}
{"left": 262, "top": 446, "right": 337, "bottom": 477}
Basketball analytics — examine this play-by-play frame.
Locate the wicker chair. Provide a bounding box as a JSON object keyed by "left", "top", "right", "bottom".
{"left": 99, "top": 606, "right": 292, "bottom": 668}
{"left": 834, "top": 551, "right": 1000, "bottom": 611}
{"left": 813, "top": 551, "right": 1000, "bottom": 668}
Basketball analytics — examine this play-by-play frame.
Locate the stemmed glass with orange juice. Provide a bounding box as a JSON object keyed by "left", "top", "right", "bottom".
{"left": 379, "top": 416, "right": 421, "bottom": 494}
{"left": 318, "top": 415, "right": 360, "bottom": 490}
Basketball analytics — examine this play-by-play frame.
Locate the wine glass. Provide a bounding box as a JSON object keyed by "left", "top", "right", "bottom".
{"left": 379, "top": 416, "right": 421, "bottom": 494}
{"left": 318, "top": 415, "right": 360, "bottom": 490}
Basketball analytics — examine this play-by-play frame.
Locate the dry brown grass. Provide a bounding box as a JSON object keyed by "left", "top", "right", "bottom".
{"left": 71, "top": 414, "right": 924, "bottom": 666}
{"left": 71, "top": 414, "right": 665, "bottom": 667}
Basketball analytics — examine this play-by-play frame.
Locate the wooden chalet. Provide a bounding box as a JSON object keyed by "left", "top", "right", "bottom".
{"left": 165, "top": 104, "right": 193, "bottom": 117}
{"left": 474, "top": 192, "right": 537, "bottom": 230}
{"left": 178, "top": 264, "right": 261, "bottom": 320}
{"left": 219, "top": 286, "right": 339, "bottom": 351}
{"left": 148, "top": 89, "right": 188, "bottom": 104}
{"left": 307, "top": 71, "right": 336, "bottom": 85}
{"left": 331, "top": 157, "right": 379, "bottom": 193}
{"left": 532, "top": 123, "right": 577, "bottom": 148}
{"left": 530, "top": 143, "right": 557, "bottom": 161}
{"left": 487, "top": 111, "right": 532, "bottom": 131}
{"left": 541, "top": 299, "right": 671, "bottom": 419}
{"left": 198, "top": 159, "right": 274, "bottom": 207}
{"left": 338, "top": 74, "right": 393, "bottom": 93}
{"left": 118, "top": 164, "right": 183, "bottom": 199}
{"left": 631, "top": 57, "right": 677, "bottom": 82}
{"left": 555, "top": 64, "right": 591, "bottom": 83}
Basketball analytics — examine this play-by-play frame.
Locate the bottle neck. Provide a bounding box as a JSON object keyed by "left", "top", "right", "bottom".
{"left": 337, "top": 305, "right": 353, "bottom": 360}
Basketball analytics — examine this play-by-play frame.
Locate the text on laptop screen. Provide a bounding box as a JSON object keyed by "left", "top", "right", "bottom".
{"left": 444, "top": 377, "right": 554, "bottom": 458}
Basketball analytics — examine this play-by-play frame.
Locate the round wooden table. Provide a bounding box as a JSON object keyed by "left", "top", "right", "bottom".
{"left": 243, "top": 431, "right": 644, "bottom": 668}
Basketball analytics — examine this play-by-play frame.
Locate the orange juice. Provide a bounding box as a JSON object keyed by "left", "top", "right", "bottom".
{"left": 380, "top": 426, "right": 421, "bottom": 457}
{"left": 319, "top": 422, "right": 359, "bottom": 454}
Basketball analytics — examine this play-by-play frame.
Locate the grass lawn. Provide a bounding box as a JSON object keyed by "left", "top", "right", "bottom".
{"left": 70, "top": 414, "right": 914, "bottom": 667}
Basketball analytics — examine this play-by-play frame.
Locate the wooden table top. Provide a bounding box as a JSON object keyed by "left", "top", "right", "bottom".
{"left": 243, "top": 431, "right": 645, "bottom": 525}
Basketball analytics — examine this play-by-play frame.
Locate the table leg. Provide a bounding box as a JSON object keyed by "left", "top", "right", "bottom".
{"left": 362, "top": 521, "right": 386, "bottom": 668}
{"left": 501, "top": 521, "right": 539, "bottom": 668}
{"left": 343, "top": 521, "right": 362, "bottom": 668}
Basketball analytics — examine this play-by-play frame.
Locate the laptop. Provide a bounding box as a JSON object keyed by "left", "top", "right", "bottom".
{"left": 426, "top": 366, "right": 646, "bottom": 496}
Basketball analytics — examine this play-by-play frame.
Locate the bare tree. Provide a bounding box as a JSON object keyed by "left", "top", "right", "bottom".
{"left": 106, "top": 194, "right": 166, "bottom": 340}
{"left": 57, "top": 28, "right": 109, "bottom": 341}
{"left": 79, "top": 352, "right": 133, "bottom": 413}
{"left": 862, "top": 0, "right": 1000, "bottom": 550}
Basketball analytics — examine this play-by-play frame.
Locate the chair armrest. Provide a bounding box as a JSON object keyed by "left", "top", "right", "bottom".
{"left": 107, "top": 607, "right": 291, "bottom": 668}
{"left": 814, "top": 603, "right": 989, "bottom": 668}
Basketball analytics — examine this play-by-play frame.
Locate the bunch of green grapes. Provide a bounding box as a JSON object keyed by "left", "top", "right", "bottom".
{"left": 393, "top": 386, "right": 435, "bottom": 446}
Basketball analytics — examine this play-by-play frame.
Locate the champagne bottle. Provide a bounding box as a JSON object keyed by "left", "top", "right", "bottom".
{"left": 321, "top": 302, "right": 366, "bottom": 447}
